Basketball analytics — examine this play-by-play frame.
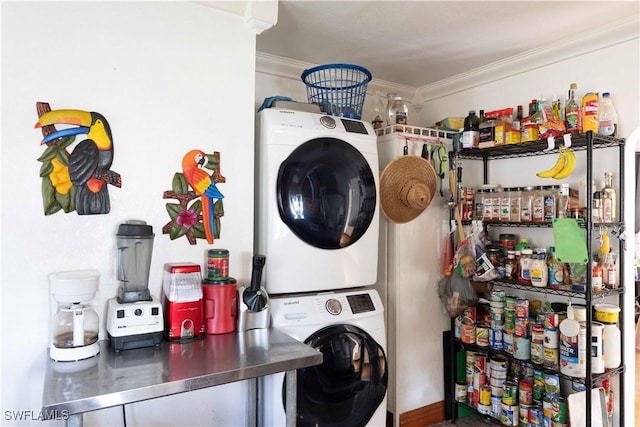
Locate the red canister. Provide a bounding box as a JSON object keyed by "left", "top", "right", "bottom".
{"left": 202, "top": 277, "right": 238, "bottom": 334}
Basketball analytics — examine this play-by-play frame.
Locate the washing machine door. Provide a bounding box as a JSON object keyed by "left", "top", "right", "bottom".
{"left": 282, "top": 324, "right": 387, "bottom": 427}
{"left": 277, "top": 137, "right": 377, "bottom": 249}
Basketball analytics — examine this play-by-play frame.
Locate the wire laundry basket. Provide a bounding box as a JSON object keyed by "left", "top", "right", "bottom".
{"left": 301, "top": 63, "right": 372, "bottom": 120}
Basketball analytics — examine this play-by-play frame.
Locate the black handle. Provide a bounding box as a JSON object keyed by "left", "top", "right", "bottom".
{"left": 250, "top": 255, "right": 266, "bottom": 292}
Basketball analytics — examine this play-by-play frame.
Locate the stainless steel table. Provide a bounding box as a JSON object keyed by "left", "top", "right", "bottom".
{"left": 42, "top": 328, "right": 322, "bottom": 427}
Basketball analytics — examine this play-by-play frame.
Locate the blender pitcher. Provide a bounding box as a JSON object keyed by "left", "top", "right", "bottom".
{"left": 116, "top": 220, "right": 154, "bottom": 303}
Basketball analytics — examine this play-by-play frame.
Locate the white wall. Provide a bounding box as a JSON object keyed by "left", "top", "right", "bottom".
{"left": 255, "top": 16, "right": 639, "bottom": 426}
{"left": 1, "top": 2, "right": 264, "bottom": 426}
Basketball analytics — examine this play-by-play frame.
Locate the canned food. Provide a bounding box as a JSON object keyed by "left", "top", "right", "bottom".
{"left": 503, "top": 333, "right": 514, "bottom": 354}
{"left": 500, "top": 402, "right": 519, "bottom": 426}
{"left": 477, "top": 326, "right": 490, "bottom": 347}
{"left": 529, "top": 404, "right": 543, "bottom": 425}
{"left": 519, "top": 404, "right": 531, "bottom": 426}
{"left": 455, "top": 381, "right": 467, "bottom": 402}
{"left": 480, "top": 385, "right": 492, "bottom": 406}
{"left": 502, "top": 381, "right": 518, "bottom": 405}
{"left": 544, "top": 371, "right": 561, "bottom": 396}
{"left": 543, "top": 347, "right": 559, "bottom": 371}
{"left": 519, "top": 379, "right": 533, "bottom": 405}
{"left": 490, "top": 328, "right": 504, "bottom": 350}
{"left": 515, "top": 298, "right": 529, "bottom": 318}
{"left": 505, "top": 296, "right": 517, "bottom": 310}
{"left": 513, "top": 336, "right": 531, "bottom": 360}
{"left": 544, "top": 327, "right": 559, "bottom": 349}
{"left": 551, "top": 397, "right": 568, "bottom": 423}
{"left": 207, "top": 249, "right": 229, "bottom": 281}
{"left": 461, "top": 323, "right": 476, "bottom": 344}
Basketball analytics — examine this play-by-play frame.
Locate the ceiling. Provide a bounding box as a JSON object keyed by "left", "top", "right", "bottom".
{"left": 257, "top": 1, "right": 640, "bottom": 88}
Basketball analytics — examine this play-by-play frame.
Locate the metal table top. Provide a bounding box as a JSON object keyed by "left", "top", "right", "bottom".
{"left": 42, "top": 328, "right": 322, "bottom": 417}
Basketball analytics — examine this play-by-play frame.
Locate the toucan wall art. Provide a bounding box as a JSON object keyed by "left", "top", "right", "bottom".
{"left": 163, "top": 150, "right": 225, "bottom": 245}
{"left": 35, "top": 102, "right": 121, "bottom": 215}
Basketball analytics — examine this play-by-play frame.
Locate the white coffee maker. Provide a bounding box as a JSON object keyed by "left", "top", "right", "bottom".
{"left": 49, "top": 270, "right": 101, "bottom": 362}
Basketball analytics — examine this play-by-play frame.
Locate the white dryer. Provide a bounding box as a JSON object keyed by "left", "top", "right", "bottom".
{"left": 260, "top": 288, "right": 387, "bottom": 427}
{"left": 255, "top": 108, "right": 379, "bottom": 295}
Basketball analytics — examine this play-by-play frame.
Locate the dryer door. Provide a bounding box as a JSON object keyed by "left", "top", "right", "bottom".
{"left": 282, "top": 324, "right": 387, "bottom": 427}
{"left": 277, "top": 137, "right": 377, "bottom": 249}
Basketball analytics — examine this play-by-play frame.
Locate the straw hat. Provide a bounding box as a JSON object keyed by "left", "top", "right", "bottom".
{"left": 380, "top": 155, "right": 438, "bottom": 224}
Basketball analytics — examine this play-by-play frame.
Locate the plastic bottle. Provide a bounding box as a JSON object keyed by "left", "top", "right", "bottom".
{"left": 603, "top": 323, "right": 621, "bottom": 369}
{"left": 462, "top": 110, "right": 480, "bottom": 149}
{"left": 582, "top": 91, "right": 599, "bottom": 133}
{"left": 565, "top": 83, "right": 581, "bottom": 133}
{"left": 547, "top": 246, "right": 564, "bottom": 289}
{"left": 598, "top": 92, "right": 618, "bottom": 137}
{"left": 389, "top": 96, "right": 408, "bottom": 126}
{"left": 530, "top": 248, "right": 548, "bottom": 287}
{"left": 517, "top": 247, "right": 534, "bottom": 285}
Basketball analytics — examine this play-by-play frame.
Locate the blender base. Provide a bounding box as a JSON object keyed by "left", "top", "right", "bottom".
{"left": 108, "top": 331, "right": 163, "bottom": 352}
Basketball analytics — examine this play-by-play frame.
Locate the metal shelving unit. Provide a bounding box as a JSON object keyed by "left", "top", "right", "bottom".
{"left": 448, "top": 131, "right": 626, "bottom": 426}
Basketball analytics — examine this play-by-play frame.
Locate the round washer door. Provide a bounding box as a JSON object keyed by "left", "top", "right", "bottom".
{"left": 277, "top": 137, "right": 376, "bottom": 249}
{"left": 282, "top": 324, "right": 387, "bottom": 427}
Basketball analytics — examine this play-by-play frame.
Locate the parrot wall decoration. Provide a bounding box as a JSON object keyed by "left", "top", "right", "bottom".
{"left": 35, "top": 104, "right": 121, "bottom": 215}
{"left": 181, "top": 149, "right": 225, "bottom": 244}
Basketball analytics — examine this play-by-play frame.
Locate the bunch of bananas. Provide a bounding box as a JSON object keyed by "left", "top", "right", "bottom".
{"left": 536, "top": 146, "right": 576, "bottom": 179}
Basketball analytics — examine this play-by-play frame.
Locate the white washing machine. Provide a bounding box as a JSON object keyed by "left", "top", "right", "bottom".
{"left": 260, "top": 288, "right": 387, "bottom": 427}
{"left": 255, "top": 108, "right": 379, "bottom": 295}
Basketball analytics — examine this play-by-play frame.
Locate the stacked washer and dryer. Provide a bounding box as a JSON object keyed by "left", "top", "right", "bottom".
{"left": 255, "top": 107, "right": 388, "bottom": 427}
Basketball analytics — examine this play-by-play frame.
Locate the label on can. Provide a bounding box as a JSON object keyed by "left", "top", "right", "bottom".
{"left": 551, "top": 397, "right": 568, "bottom": 423}
{"left": 503, "top": 333, "right": 514, "bottom": 354}
{"left": 461, "top": 323, "right": 476, "bottom": 344}
{"left": 544, "top": 371, "right": 561, "bottom": 396}
{"left": 207, "top": 249, "right": 229, "bottom": 281}
{"left": 531, "top": 342, "right": 544, "bottom": 365}
{"left": 519, "top": 404, "right": 531, "bottom": 426}
{"left": 490, "top": 328, "right": 504, "bottom": 350}
{"left": 513, "top": 336, "right": 531, "bottom": 360}
{"left": 519, "top": 379, "right": 533, "bottom": 405}
{"left": 544, "top": 327, "right": 559, "bottom": 349}
{"left": 502, "top": 381, "right": 518, "bottom": 405}
{"left": 500, "top": 402, "right": 518, "bottom": 426}
{"left": 455, "top": 382, "right": 467, "bottom": 402}
{"left": 480, "top": 385, "right": 492, "bottom": 406}
{"left": 477, "top": 326, "right": 490, "bottom": 347}
{"left": 543, "top": 347, "right": 559, "bottom": 371}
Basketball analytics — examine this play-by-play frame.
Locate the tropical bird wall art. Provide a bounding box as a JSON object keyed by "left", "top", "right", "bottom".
{"left": 35, "top": 102, "right": 121, "bottom": 215}
{"left": 162, "top": 150, "right": 225, "bottom": 245}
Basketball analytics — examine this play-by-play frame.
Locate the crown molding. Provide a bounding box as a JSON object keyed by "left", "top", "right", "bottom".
{"left": 255, "top": 52, "right": 417, "bottom": 100}
{"left": 193, "top": 1, "right": 277, "bottom": 35}
{"left": 415, "top": 16, "right": 639, "bottom": 103}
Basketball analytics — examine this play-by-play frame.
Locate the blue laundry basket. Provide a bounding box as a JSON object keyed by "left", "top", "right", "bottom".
{"left": 301, "top": 64, "right": 372, "bottom": 120}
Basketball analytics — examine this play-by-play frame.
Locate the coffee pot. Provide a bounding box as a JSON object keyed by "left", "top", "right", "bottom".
{"left": 53, "top": 304, "right": 99, "bottom": 349}
{"left": 49, "top": 270, "right": 101, "bottom": 362}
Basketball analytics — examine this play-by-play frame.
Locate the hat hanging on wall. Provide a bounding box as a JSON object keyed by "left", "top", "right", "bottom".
{"left": 380, "top": 156, "right": 438, "bottom": 224}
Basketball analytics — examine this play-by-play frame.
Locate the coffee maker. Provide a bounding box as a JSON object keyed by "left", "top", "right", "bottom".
{"left": 106, "top": 220, "right": 163, "bottom": 351}
{"left": 49, "top": 270, "right": 101, "bottom": 362}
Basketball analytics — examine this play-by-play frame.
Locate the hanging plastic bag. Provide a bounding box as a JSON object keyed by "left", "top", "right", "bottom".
{"left": 453, "top": 236, "right": 476, "bottom": 279}
{"left": 438, "top": 273, "right": 478, "bottom": 318}
{"left": 441, "top": 235, "right": 453, "bottom": 277}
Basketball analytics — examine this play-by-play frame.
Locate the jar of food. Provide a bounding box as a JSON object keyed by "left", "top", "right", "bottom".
{"left": 474, "top": 189, "right": 484, "bottom": 220}
{"left": 500, "top": 188, "right": 511, "bottom": 222}
{"left": 482, "top": 189, "right": 493, "bottom": 221}
{"left": 532, "top": 185, "right": 545, "bottom": 222}
{"left": 543, "top": 185, "right": 559, "bottom": 222}
{"left": 491, "top": 187, "right": 502, "bottom": 221}
{"left": 520, "top": 186, "right": 534, "bottom": 222}
{"left": 509, "top": 187, "right": 521, "bottom": 222}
